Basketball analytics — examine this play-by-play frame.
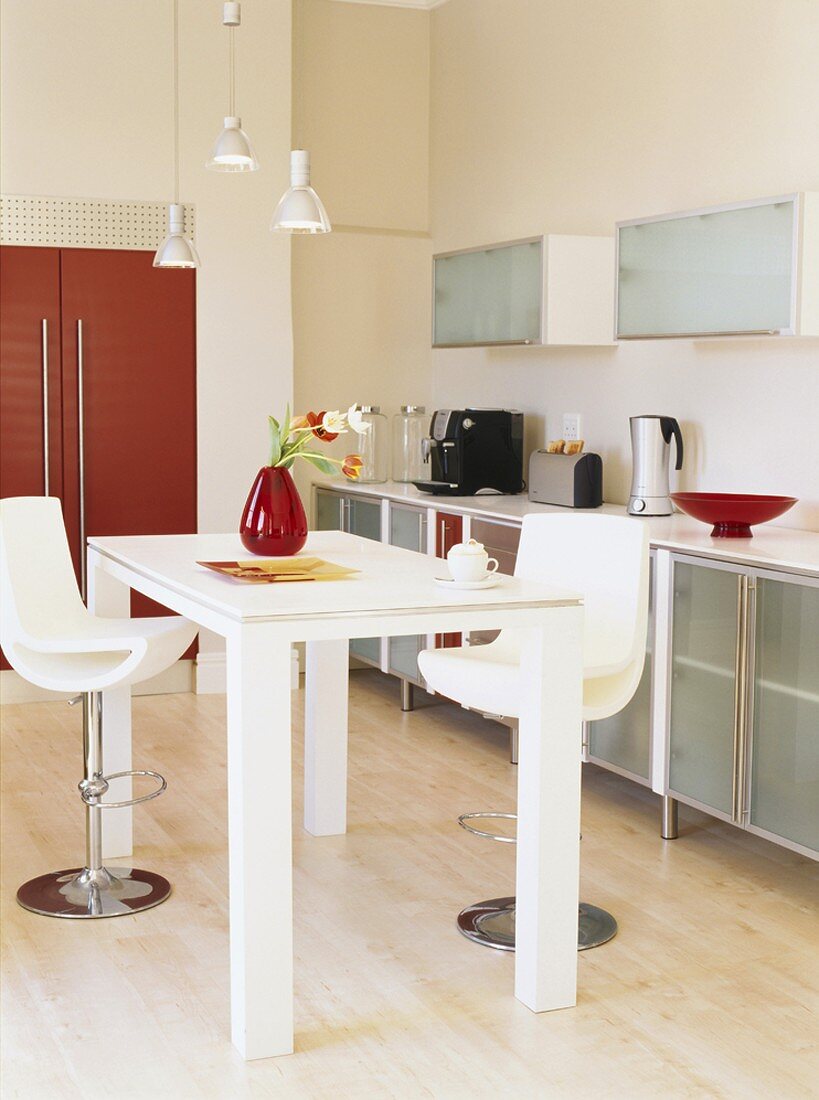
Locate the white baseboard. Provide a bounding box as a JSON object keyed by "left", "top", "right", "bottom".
{"left": 194, "top": 651, "right": 226, "bottom": 694}
{"left": 0, "top": 660, "right": 195, "bottom": 705}
{"left": 195, "top": 649, "right": 301, "bottom": 695}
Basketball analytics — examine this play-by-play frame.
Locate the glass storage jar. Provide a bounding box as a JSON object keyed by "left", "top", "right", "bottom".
{"left": 391, "top": 405, "right": 426, "bottom": 483}
{"left": 357, "top": 406, "right": 388, "bottom": 483}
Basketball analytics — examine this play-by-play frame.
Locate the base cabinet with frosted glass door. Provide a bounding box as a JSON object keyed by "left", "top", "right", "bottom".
{"left": 387, "top": 502, "right": 429, "bottom": 688}
{"left": 315, "top": 487, "right": 382, "bottom": 667}
{"left": 586, "top": 553, "right": 655, "bottom": 785}
{"left": 666, "top": 555, "right": 818, "bottom": 858}
{"left": 748, "top": 569, "right": 818, "bottom": 854}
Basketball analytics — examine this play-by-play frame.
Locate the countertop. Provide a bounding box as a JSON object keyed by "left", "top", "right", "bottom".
{"left": 313, "top": 478, "right": 819, "bottom": 577}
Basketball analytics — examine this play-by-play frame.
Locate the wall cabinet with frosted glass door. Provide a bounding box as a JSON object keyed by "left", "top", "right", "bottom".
{"left": 314, "top": 487, "right": 382, "bottom": 667}
{"left": 387, "top": 502, "right": 429, "bottom": 688}
{"left": 433, "top": 235, "right": 615, "bottom": 347}
{"left": 616, "top": 192, "right": 819, "bottom": 339}
{"left": 586, "top": 553, "right": 656, "bottom": 786}
{"left": 666, "top": 555, "right": 818, "bottom": 858}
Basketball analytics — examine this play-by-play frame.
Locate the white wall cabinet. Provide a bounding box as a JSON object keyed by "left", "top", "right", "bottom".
{"left": 433, "top": 234, "right": 615, "bottom": 347}
{"left": 616, "top": 192, "right": 819, "bottom": 339}
{"left": 665, "top": 555, "right": 818, "bottom": 857}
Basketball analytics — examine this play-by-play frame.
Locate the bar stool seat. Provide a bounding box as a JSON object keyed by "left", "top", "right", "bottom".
{"left": 418, "top": 513, "right": 650, "bottom": 952}
{"left": 1, "top": 496, "right": 198, "bottom": 918}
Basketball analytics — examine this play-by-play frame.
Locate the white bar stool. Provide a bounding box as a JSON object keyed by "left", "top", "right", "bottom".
{"left": 418, "top": 513, "right": 650, "bottom": 952}
{"left": 1, "top": 497, "right": 198, "bottom": 919}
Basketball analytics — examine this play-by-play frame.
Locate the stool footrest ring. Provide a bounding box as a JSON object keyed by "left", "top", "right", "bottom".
{"left": 79, "top": 769, "right": 167, "bottom": 809}
{"left": 458, "top": 812, "right": 518, "bottom": 844}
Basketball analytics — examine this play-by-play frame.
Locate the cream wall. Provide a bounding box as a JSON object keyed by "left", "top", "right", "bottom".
{"left": 430, "top": 0, "right": 819, "bottom": 529}
{"left": 0, "top": 0, "right": 294, "bottom": 535}
{"left": 292, "top": 0, "right": 431, "bottom": 487}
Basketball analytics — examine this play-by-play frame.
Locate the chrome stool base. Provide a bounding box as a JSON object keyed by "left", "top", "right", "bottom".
{"left": 17, "top": 693, "right": 171, "bottom": 921}
{"left": 457, "top": 897, "right": 617, "bottom": 952}
{"left": 17, "top": 866, "right": 171, "bottom": 919}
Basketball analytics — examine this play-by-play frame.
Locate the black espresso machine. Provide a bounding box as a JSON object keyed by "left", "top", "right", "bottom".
{"left": 413, "top": 408, "right": 524, "bottom": 495}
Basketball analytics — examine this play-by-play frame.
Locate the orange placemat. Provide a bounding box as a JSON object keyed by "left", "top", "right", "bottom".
{"left": 197, "top": 557, "right": 360, "bottom": 583}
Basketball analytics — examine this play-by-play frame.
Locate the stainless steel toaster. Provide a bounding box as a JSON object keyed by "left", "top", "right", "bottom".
{"left": 528, "top": 451, "right": 603, "bottom": 508}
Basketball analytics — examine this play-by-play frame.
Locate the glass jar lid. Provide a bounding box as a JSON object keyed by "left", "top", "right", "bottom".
{"left": 359, "top": 405, "right": 381, "bottom": 414}
{"left": 400, "top": 405, "right": 426, "bottom": 414}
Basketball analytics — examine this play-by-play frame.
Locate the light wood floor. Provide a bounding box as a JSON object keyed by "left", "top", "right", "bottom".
{"left": 1, "top": 671, "right": 817, "bottom": 1099}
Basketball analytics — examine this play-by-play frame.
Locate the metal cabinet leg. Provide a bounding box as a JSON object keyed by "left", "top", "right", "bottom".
{"left": 400, "top": 679, "right": 415, "bottom": 712}
{"left": 509, "top": 722, "right": 519, "bottom": 765}
{"left": 661, "top": 795, "right": 679, "bottom": 839}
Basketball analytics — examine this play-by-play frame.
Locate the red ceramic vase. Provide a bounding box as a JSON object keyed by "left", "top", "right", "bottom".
{"left": 239, "top": 466, "right": 308, "bottom": 556}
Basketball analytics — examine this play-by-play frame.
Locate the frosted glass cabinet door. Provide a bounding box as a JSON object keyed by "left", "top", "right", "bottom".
{"left": 347, "top": 496, "right": 381, "bottom": 665}
{"left": 617, "top": 198, "right": 796, "bottom": 337}
{"left": 749, "top": 578, "right": 819, "bottom": 852}
{"left": 433, "top": 239, "right": 542, "bottom": 346}
{"left": 315, "top": 489, "right": 342, "bottom": 531}
{"left": 588, "top": 557, "right": 654, "bottom": 781}
{"left": 348, "top": 496, "right": 381, "bottom": 543}
{"left": 668, "top": 561, "right": 740, "bottom": 816}
{"left": 388, "top": 504, "right": 427, "bottom": 684}
{"left": 389, "top": 503, "right": 426, "bottom": 553}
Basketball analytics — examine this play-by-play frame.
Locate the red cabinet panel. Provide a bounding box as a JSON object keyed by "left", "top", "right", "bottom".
{"left": 0, "top": 247, "right": 64, "bottom": 669}
{"left": 0, "top": 247, "right": 63, "bottom": 501}
{"left": 435, "top": 511, "right": 463, "bottom": 649}
{"left": 59, "top": 250, "right": 197, "bottom": 643}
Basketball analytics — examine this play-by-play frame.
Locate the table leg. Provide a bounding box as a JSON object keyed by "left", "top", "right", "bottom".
{"left": 304, "top": 639, "right": 349, "bottom": 836}
{"left": 86, "top": 548, "right": 133, "bottom": 860}
{"left": 514, "top": 605, "right": 584, "bottom": 1012}
{"left": 226, "top": 625, "right": 294, "bottom": 1060}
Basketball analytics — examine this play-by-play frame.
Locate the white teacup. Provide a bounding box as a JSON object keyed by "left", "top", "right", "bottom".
{"left": 447, "top": 538, "right": 499, "bottom": 582}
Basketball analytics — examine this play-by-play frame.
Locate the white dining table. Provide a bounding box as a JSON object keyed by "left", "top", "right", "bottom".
{"left": 87, "top": 529, "right": 584, "bottom": 1061}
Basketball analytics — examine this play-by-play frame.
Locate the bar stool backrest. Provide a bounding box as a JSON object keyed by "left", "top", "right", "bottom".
{"left": 0, "top": 497, "right": 89, "bottom": 647}
{"left": 514, "top": 514, "right": 649, "bottom": 679}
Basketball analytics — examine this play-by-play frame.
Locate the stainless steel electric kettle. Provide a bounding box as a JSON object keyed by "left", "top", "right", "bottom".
{"left": 627, "top": 415, "right": 684, "bottom": 516}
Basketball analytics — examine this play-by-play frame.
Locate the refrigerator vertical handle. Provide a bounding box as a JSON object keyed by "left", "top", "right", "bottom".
{"left": 41, "top": 319, "right": 50, "bottom": 497}
{"left": 77, "top": 319, "right": 87, "bottom": 601}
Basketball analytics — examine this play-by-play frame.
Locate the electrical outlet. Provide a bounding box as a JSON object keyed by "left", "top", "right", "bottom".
{"left": 562, "top": 413, "right": 582, "bottom": 442}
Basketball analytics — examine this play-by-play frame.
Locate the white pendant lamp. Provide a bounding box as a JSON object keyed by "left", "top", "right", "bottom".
{"left": 154, "top": 0, "right": 200, "bottom": 269}
{"left": 270, "top": 0, "right": 330, "bottom": 235}
{"left": 206, "top": 2, "right": 258, "bottom": 172}
{"left": 270, "top": 149, "right": 331, "bottom": 234}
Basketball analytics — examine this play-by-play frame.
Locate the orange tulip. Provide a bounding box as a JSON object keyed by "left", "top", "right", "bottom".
{"left": 342, "top": 454, "right": 363, "bottom": 480}
{"left": 306, "top": 410, "right": 338, "bottom": 442}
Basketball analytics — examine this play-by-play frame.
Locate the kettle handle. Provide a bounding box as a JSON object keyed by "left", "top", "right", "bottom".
{"left": 661, "top": 417, "right": 684, "bottom": 471}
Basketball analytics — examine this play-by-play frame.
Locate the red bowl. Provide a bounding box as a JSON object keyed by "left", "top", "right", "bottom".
{"left": 670, "top": 493, "right": 797, "bottom": 538}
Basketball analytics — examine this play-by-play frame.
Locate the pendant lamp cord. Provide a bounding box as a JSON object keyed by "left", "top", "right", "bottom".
{"left": 229, "top": 26, "right": 236, "bottom": 117}
{"left": 293, "top": 0, "right": 300, "bottom": 148}
{"left": 173, "top": 0, "right": 180, "bottom": 205}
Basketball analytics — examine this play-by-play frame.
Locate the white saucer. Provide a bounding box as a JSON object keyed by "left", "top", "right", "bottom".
{"left": 433, "top": 573, "right": 502, "bottom": 590}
